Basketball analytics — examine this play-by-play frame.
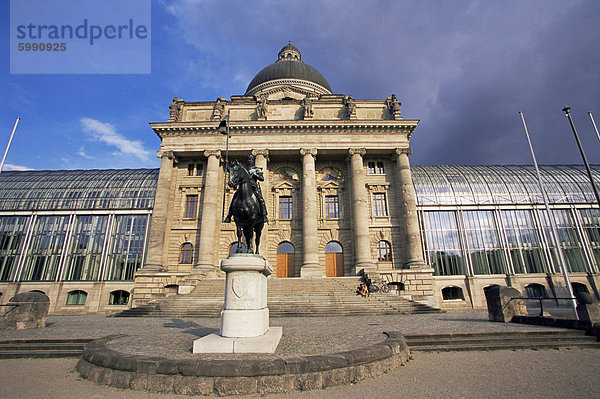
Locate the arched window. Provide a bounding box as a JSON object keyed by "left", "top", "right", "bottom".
{"left": 108, "top": 290, "right": 130, "bottom": 305}
{"left": 179, "top": 243, "right": 193, "bottom": 264}
{"left": 229, "top": 242, "right": 247, "bottom": 254}
{"left": 524, "top": 284, "right": 547, "bottom": 299}
{"left": 377, "top": 240, "right": 392, "bottom": 261}
{"left": 66, "top": 290, "right": 87, "bottom": 305}
{"left": 442, "top": 286, "right": 464, "bottom": 300}
{"left": 571, "top": 282, "right": 589, "bottom": 297}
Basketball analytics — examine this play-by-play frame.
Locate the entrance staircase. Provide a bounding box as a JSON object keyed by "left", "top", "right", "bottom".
{"left": 116, "top": 277, "right": 442, "bottom": 318}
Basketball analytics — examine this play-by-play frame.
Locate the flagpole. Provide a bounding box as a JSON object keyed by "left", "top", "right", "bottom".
{"left": 588, "top": 112, "right": 600, "bottom": 144}
{"left": 562, "top": 106, "right": 600, "bottom": 207}
{"left": 0, "top": 117, "right": 20, "bottom": 174}
{"left": 219, "top": 110, "right": 231, "bottom": 222}
{"left": 519, "top": 111, "right": 578, "bottom": 319}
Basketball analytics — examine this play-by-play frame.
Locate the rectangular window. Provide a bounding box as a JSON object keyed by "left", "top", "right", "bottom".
{"left": 185, "top": 195, "right": 198, "bottom": 218}
{"left": 187, "top": 163, "right": 203, "bottom": 176}
{"left": 325, "top": 195, "right": 339, "bottom": 219}
{"left": 368, "top": 162, "right": 376, "bottom": 174}
{"left": 279, "top": 196, "right": 292, "bottom": 220}
{"left": 377, "top": 161, "right": 385, "bottom": 174}
{"left": 372, "top": 193, "right": 388, "bottom": 216}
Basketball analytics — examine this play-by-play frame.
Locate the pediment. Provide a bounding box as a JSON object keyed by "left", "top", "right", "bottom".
{"left": 272, "top": 181, "right": 296, "bottom": 190}
{"left": 318, "top": 180, "right": 342, "bottom": 189}
{"left": 263, "top": 86, "right": 312, "bottom": 101}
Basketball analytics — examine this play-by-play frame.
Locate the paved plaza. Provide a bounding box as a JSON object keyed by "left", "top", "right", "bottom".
{"left": 1, "top": 310, "right": 599, "bottom": 398}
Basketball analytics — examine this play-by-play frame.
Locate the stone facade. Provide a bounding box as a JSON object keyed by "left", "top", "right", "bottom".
{"left": 133, "top": 44, "right": 434, "bottom": 306}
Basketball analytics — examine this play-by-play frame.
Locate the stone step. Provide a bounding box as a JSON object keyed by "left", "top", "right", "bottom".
{"left": 0, "top": 338, "right": 95, "bottom": 358}
{"left": 404, "top": 331, "right": 600, "bottom": 352}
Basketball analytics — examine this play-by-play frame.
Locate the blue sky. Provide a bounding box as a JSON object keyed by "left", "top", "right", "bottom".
{"left": 1, "top": 0, "right": 599, "bottom": 171}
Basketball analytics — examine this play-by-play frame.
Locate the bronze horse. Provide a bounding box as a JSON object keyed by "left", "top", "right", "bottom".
{"left": 227, "top": 160, "right": 264, "bottom": 254}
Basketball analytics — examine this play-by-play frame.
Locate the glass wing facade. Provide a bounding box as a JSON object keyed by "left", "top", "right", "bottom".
{"left": 0, "top": 169, "right": 157, "bottom": 282}
{"left": 414, "top": 165, "right": 600, "bottom": 277}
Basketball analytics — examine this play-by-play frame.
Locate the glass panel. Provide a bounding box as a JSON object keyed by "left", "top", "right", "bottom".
{"left": 0, "top": 216, "right": 29, "bottom": 281}
{"left": 421, "top": 211, "right": 466, "bottom": 275}
{"left": 179, "top": 243, "right": 193, "bottom": 264}
{"left": 580, "top": 208, "right": 600, "bottom": 269}
{"left": 184, "top": 195, "right": 198, "bottom": 218}
{"left": 325, "top": 195, "right": 339, "bottom": 219}
{"left": 20, "top": 215, "right": 69, "bottom": 281}
{"left": 104, "top": 215, "right": 148, "bottom": 280}
{"left": 64, "top": 215, "right": 108, "bottom": 281}
{"left": 277, "top": 242, "right": 294, "bottom": 254}
{"left": 500, "top": 210, "right": 548, "bottom": 274}
{"left": 372, "top": 193, "right": 388, "bottom": 216}
{"left": 462, "top": 211, "right": 508, "bottom": 274}
{"left": 541, "top": 209, "right": 589, "bottom": 273}
{"left": 377, "top": 241, "right": 392, "bottom": 261}
{"left": 279, "top": 196, "right": 292, "bottom": 219}
{"left": 325, "top": 241, "right": 342, "bottom": 253}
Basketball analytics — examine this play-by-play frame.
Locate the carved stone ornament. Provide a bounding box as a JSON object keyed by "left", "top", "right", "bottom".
{"left": 156, "top": 150, "right": 174, "bottom": 160}
{"left": 348, "top": 148, "right": 366, "bottom": 157}
{"left": 211, "top": 97, "right": 226, "bottom": 121}
{"left": 302, "top": 95, "right": 314, "bottom": 119}
{"left": 252, "top": 149, "right": 270, "bottom": 159}
{"left": 204, "top": 149, "right": 221, "bottom": 159}
{"left": 256, "top": 94, "right": 268, "bottom": 120}
{"left": 300, "top": 148, "right": 317, "bottom": 157}
{"left": 344, "top": 95, "right": 356, "bottom": 119}
{"left": 395, "top": 147, "right": 412, "bottom": 157}
{"left": 168, "top": 97, "right": 184, "bottom": 122}
{"left": 386, "top": 94, "right": 402, "bottom": 119}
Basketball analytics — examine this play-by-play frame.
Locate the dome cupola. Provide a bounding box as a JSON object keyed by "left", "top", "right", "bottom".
{"left": 245, "top": 43, "right": 332, "bottom": 96}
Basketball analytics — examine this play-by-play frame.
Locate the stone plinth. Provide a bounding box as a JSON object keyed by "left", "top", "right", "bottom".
{"left": 484, "top": 286, "right": 527, "bottom": 322}
{"left": 0, "top": 291, "right": 49, "bottom": 330}
{"left": 193, "top": 254, "right": 282, "bottom": 353}
{"left": 576, "top": 293, "right": 600, "bottom": 324}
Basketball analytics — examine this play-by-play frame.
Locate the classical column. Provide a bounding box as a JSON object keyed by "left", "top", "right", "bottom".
{"left": 348, "top": 148, "right": 376, "bottom": 273}
{"left": 252, "top": 149, "right": 270, "bottom": 255}
{"left": 142, "top": 150, "right": 174, "bottom": 271}
{"left": 300, "top": 148, "right": 321, "bottom": 277}
{"left": 395, "top": 148, "right": 427, "bottom": 268}
{"left": 195, "top": 150, "right": 222, "bottom": 277}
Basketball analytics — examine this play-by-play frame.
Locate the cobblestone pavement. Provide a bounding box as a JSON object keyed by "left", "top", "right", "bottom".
{"left": 0, "top": 310, "right": 598, "bottom": 398}
{"left": 1, "top": 349, "right": 599, "bottom": 399}
{"left": 0, "top": 310, "right": 565, "bottom": 360}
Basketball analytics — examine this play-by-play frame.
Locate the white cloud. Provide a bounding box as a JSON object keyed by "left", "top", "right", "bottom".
{"left": 80, "top": 118, "right": 151, "bottom": 161}
{"left": 3, "top": 163, "right": 33, "bottom": 171}
{"left": 77, "top": 146, "right": 95, "bottom": 160}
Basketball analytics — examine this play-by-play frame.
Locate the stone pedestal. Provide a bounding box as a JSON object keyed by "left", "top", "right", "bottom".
{"left": 485, "top": 286, "right": 527, "bottom": 322}
{"left": 193, "top": 254, "right": 282, "bottom": 353}
{"left": 0, "top": 291, "right": 49, "bottom": 330}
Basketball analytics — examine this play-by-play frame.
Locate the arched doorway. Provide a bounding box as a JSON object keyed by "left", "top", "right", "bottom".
{"left": 325, "top": 241, "right": 344, "bottom": 277}
{"left": 276, "top": 242, "right": 295, "bottom": 278}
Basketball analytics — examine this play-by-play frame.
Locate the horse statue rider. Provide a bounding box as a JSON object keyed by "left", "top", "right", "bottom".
{"left": 223, "top": 154, "right": 268, "bottom": 254}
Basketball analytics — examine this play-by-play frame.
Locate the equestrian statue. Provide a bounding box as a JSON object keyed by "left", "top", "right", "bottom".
{"left": 223, "top": 154, "right": 268, "bottom": 254}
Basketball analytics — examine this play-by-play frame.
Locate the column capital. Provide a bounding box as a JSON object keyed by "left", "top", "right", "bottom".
{"left": 252, "top": 149, "right": 270, "bottom": 159}
{"left": 395, "top": 147, "right": 412, "bottom": 156}
{"left": 300, "top": 148, "right": 317, "bottom": 157}
{"left": 204, "top": 149, "right": 221, "bottom": 159}
{"left": 156, "top": 150, "right": 174, "bottom": 160}
{"left": 348, "top": 148, "right": 366, "bottom": 157}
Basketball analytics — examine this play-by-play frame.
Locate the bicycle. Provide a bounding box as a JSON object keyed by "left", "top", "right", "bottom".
{"left": 368, "top": 279, "right": 390, "bottom": 293}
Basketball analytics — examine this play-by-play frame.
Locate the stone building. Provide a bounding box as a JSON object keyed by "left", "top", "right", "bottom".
{"left": 135, "top": 43, "right": 435, "bottom": 306}
{"left": 0, "top": 44, "right": 599, "bottom": 314}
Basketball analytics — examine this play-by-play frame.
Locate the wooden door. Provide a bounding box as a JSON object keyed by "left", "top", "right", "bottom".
{"left": 276, "top": 253, "right": 295, "bottom": 277}
{"left": 325, "top": 253, "right": 344, "bottom": 277}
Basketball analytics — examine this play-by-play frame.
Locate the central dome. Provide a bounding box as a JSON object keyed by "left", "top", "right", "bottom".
{"left": 245, "top": 43, "right": 332, "bottom": 96}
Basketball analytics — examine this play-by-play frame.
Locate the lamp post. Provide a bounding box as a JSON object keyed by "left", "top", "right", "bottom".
{"left": 0, "top": 117, "right": 20, "bottom": 175}
{"left": 218, "top": 110, "right": 230, "bottom": 222}
{"left": 519, "top": 111, "right": 578, "bottom": 319}
{"left": 562, "top": 106, "right": 600, "bottom": 207}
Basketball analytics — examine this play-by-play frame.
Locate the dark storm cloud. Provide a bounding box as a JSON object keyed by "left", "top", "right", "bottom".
{"left": 164, "top": 0, "right": 600, "bottom": 165}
